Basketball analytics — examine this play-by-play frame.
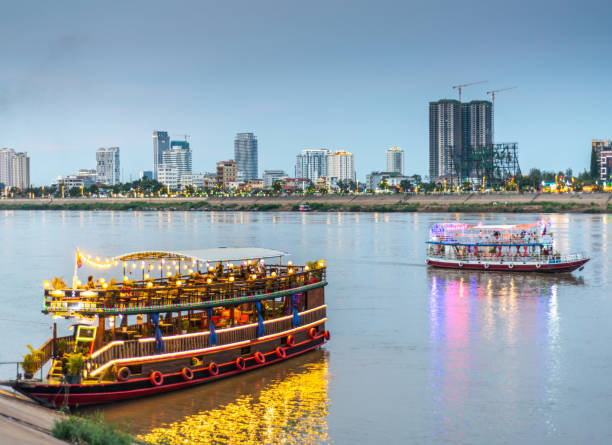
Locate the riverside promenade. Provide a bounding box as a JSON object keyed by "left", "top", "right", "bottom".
{"left": 1, "top": 192, "right": 611, "bottom": 212}
{"left": 0, "top": 390, "right": 64, "bottom": 444}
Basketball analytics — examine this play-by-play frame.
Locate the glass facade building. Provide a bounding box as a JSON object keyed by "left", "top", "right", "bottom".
{"left": 234, "top": 133, "right": 258, "bottom": 181}
{"left": 153, "top": 131, "right": 170, "bottom": 181}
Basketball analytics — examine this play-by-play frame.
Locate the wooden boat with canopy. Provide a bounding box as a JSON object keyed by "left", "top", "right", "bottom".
{"left": 4, "top": 247, "right": 329, "bottom": 407}
{"left": 425, "top": 221, "right": 589, "bottom": 272}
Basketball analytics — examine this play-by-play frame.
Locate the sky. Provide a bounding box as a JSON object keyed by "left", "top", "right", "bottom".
{"left": 1, "top": 0, "right": 611, "bottom": 185}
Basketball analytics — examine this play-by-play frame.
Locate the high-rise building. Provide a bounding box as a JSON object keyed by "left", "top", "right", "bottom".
{"left": 295, "top": 149, "right": 330, "bottom": 182}
{"left": 153, "top": 131, "right": 170, "bottom": 180}
{"left": 327, "top": 151, "right": 355, "bottom": 182}
{"left": 462, "top": 100, "right": 493, "bottom": 152}
{"left": 234, "top": 133, "right": 258, "bottom": 180}
{"left": 263, "top": 170, "right": 288, "bottom": 189}
{"left": 0, "top": 149, "right": 30, "bottom": 189}
{"left": 216, "top": 160, "right": 238, "bottom": 188}
{"left": 96, "top": 147, "right": 121, "bottom": 185}
{"left": 429, "top": 100, "right": 462, "bottom": 180}
{"left": 162, "top": 142, "right": 192, "bottom": 178}
{"left": 0, "top": 148, "right": 15, "bottom": 188}
{"left": 386, "top": 147, "right": 404, "bottom": 174}
{"left": 429, "top": 99, "right": 493, "bottom": 181}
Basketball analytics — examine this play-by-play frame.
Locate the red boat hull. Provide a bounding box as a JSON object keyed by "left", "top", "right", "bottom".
{"left": 14, "top": 335, "right": 327, "bottom": 408}
{"left": 426, "top": 258, "right": 589, "bottom": 273}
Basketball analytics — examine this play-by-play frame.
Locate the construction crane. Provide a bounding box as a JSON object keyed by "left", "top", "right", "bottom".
{"left": 486, "top": 86, "right": 517, "bottom": 107}
{"left": 486, "top": 87, "right": 517, "bottom": 144}
{"left": 173, "top": 134, "right": 191, "bottom": 142}
{"left": 452, "top": 80, "right": 488, "bottom": 102}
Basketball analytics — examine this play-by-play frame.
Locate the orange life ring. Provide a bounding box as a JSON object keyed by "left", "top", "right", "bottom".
{"left": 286, "top": 335, "right": 295, "bottom": 347}
{"left": 324, "top": 330, "right": 330, "bottom": 341}
{"left": 208, "top": 362, "right": 219, "bottom": 376}
{"left": 235, "top": 356, "right": 246, "bottom": 370}
{"left": 150, "top": 371, "right": 163, "bottom": 386}
{"left": 275, "top": 347, "right": 287, "bottom": 359}
{"left": 117, "top": 367, "right": 131, "bottom": 382}
{"left": 181, "top": 367, "right": 194, "bottom": 381}
{"left": 309, "top": 327, "right": 318, "bottom": 339}
{"left": 254, "top": 351, "right": 265, "bottom": 364}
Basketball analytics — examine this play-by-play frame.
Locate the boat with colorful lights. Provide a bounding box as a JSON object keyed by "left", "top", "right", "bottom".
{"left": 2, "top": 247, "right": 329, "bottom": 407}
{"left": 425, "top": 222, "right": 589, "bottom": 272}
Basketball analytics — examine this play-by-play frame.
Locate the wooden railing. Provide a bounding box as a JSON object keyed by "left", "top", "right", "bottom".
{"left": 30, "top": 334, "right": 76, "bottom": 374}
{"left": 44, "top": 265, "right": 327, "bottom": 315}
{"left": 88, "top": 305, "right": 327, "bottom": 371}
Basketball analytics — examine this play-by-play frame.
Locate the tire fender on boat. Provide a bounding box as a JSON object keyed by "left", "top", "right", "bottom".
{"left": 309, "top": 327, "right": 318, "bottom": 339}
{"left": 208, "top": 362, "right": 219, "bottom": 376}
{"left": 235, "top": 356, "right": 246, "bottom": 370}
{"left": 508, "top": 264, "right": 514, "bottom": 269}
{"left": 181, "top": 367, "right": 194, "bottom": 381}
{"left": 254, "top": 351, "right": 265, "bottom": 364}
{"left": 324, "top": 330, "right": 331, "bottom": 341}
{"left": 536, "top": 263, "right": 541, "bottom": 269}
{"left": 286, "top": 335, "right": 295, "bottom": 347}
{"left": 117, "top": 367, "right": 131, "bottom": 382}
{"left": 458, "top": 262, "right": 463, "bottom": 268}
{"left": 484, "top": 263, "right": 489, "bottom": 269}
{"left": 150, "top": 371, "right": 163, "bottom": 386}
{"left": 275, "top": 347, "right": 287, "bottom": 359}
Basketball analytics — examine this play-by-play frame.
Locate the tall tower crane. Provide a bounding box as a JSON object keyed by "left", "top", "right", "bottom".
{"left": 173, "top": 134, "right": 191, "bottom": 142}
{"left": 486, "top": 87, "right": 517, "bottom": 143}
{"left": 486, "top": 86, "right": 517, "bottom": 107}
{"left": 452, "top": 80, "right": 488, "bottom": 102}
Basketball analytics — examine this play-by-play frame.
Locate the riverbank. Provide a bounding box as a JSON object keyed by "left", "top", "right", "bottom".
{"left": 1, "top": 192, "right": 611, "bottom": 213}
{"left": 0, "top": 389, "right": 66, "bottom": 444}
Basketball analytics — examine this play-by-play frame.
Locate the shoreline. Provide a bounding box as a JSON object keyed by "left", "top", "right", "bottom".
{"left": 1, "top": 192, "right": 611, "bottom": 213}
{"left": 0, "top": 389, "right": 66, "bottom": 444}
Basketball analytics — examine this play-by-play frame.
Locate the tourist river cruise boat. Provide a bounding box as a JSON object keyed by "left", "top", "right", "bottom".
{"left": 2, "top": 248, "right": 329, "bottom": 407}
{"left": 425, "top": 222, "right": 589, "bottom": 273}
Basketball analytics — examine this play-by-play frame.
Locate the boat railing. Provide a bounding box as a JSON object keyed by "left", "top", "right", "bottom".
{"left": 87, "top": 305, "right": 327, "bottom": 374}
{"left": 427, "top": 251, "right": 586, "bottom": 263}
{"left": 44, "top": 265, "right": 326, "bottom": 314}
{"left": 428, "top": 235, "right": 552, "bottom": 246}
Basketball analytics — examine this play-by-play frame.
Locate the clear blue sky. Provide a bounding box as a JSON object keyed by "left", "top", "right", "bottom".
{"left": 1, "top": 0, "right": 611, "bottom": 185}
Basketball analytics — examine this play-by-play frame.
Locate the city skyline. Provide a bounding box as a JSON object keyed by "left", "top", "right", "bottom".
{"left": 1, "top": 1, "right": 611, "bottom": 184}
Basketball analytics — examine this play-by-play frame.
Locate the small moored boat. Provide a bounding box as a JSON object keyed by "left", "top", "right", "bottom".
{"left": 3, "top": 247, "right": 329, "bottom": 407}
{"left": 425, "top": 222, "right": 589, "bottom": 273}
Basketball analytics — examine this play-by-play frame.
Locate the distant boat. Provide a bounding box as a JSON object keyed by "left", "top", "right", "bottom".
{"left": 425, "top": 221, "right": 589, "bottom": 273}
{"left": 299, "top": 204, "right": 311, "bottom": 212}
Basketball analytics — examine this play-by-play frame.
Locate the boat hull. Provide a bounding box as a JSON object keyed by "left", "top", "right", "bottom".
{"left": 426, "top": 257, "right": 589, "bottom": 273}
{"left": 13, "top": 333, "right": 327, "bottom": 408}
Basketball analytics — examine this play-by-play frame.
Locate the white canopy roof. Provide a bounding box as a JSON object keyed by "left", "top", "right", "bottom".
{"left": 112, "top": 247, "right": 288, "bottom": 263}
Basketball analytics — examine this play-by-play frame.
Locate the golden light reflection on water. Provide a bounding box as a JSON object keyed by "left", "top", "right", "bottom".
{"left": 138, "top": 361, "right": 330, "bottom": 445}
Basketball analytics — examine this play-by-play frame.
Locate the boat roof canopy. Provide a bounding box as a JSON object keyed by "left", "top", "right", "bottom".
{"left": 83, "top": 247, "right": 288, "bottom": 264}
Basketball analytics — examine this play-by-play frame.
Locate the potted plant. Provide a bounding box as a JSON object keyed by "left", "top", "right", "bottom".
{"left": 55, "top": 338, "right": 68, "bottom": 357}
{"left": 22, "top": 345, "right": 41, "bottom": 379}
{"left": 65, "top": 352, "right": 84, "bottom": 384}
{"left": 307, "top": 261, "right": 323, "bottom": 281}
{"left": 181, "top": 318, "right": 189, "bottom": 334}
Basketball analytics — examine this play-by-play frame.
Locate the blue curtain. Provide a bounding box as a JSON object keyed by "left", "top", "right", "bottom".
{"left": 151, "top": 313, "right": 165, "bottom": 354}
{"left": 255, "top": 301, "right": 265, "bottom": 337}
{"left": 291, "top": 294, "right": 301, "bottom": 327}
{"left": 207, "top": 308, "right": 217, "bottom": 346}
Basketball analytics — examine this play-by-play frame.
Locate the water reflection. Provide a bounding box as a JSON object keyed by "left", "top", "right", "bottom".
{"left": 90, "top": 351, "right": 329, "bottom": 444}
{"left": 427, "top": 269, "right": 583, "bottom": 441}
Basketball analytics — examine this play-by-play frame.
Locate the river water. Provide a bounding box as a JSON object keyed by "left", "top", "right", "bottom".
{"left": 0, "top": 210, "right": 610, "bottom": 444}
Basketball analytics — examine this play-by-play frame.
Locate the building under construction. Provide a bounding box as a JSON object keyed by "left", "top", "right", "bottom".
{"left": 445, "top": 142, "right": 521, "bottom": 187}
